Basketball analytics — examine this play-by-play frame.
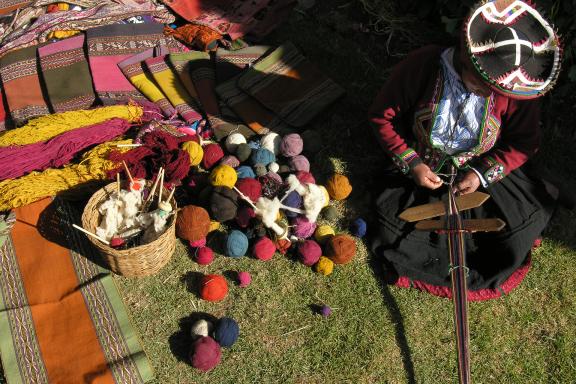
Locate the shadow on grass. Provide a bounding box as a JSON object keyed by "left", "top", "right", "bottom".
{"left": 180, "top": 271, "right": 205, "bottom": 299}
{"left": 168, "top": 312, "right": 219, "bottom": 364}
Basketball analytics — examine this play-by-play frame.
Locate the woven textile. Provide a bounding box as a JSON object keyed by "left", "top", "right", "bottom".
{"left": 0, "top": 45, "right": 50, "bottom": 126}
{"left": 0, "top": 198, "right": 153, "bottom": 383}
{"left": 38, "top": 34, "right": 96, "bottom": 112}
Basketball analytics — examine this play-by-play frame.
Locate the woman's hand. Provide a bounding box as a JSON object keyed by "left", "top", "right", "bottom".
{"left": 454, "top": 171, "right": 481, "bottom": 195}
{"left": 410, "top": 163, "right": 443, "bottom": 190}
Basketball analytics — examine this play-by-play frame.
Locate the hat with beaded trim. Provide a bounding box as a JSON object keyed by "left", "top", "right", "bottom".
{"left": 465, "top": 0, "right": 562, "bottom": 99}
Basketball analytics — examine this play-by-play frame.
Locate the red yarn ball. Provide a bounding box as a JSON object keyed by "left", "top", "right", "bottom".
{"left": 235, "top": 177, "right": 262, "bottom": 202}
{"left": 190, "top": 336, "right": 221, "bottom": 372}
{"left": 200, "top": 274, "right": 228, "bottom": 301}
{"left": 202, "top": 143, "right": 224, "bottom": 169}
{"left": 236, "top": 206, "right": 255, "bottom": 228}
{"left": 297, "top": 240, "right": 322, "bottom": 266}
{"left": 252, "top": 236, "right": 276, "bottom": 261}
{"left": 196, "top": 247, "right": 214, "bottom": 265}
{"left": 189, "top": 238, "right": 207, "bottom": 248}
{"left": 295, "top": 171, "right": 315, "bottom": 184}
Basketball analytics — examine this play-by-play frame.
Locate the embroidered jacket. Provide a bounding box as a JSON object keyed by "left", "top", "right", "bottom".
{"left": 369, "top": 45, "right": 541, "bottom": 184}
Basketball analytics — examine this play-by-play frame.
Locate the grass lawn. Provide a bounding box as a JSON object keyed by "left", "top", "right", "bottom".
{"left": 3, "top": 1, "right": 576, "bottom": 383}
{"left": 115, "top": 2, "right": 576, "bottom": 383}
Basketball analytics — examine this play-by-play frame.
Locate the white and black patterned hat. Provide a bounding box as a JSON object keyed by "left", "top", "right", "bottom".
{"left": 465, "top": 0, "right": 562, "bottom": 99}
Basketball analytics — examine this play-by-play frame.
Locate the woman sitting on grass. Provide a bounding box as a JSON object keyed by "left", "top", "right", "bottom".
{"left": 369, "top": 0, "right": 564, "bottom": 299}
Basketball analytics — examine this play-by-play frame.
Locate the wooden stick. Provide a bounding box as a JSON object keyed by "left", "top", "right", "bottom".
{"left": 143, "top": 167, "right": 163, "bottom": 207}
{"left": 233, "top": 186, "right": 258, "bottom": 210}
{"left": 72, "top": 224, "right": 110, "bottom": 245}
{"left": 116, "top": 173, "right": 121, "bottom": 193}
{"left": 165, "top": 187, "right": 176, "bottom": 204}
{"left": 122, "top": 160, "right": 134, "bottom": 184}
{"left": 157, "top": 168, "right": 164, "bottom": 206}
{"left": 115, "top": 143, "right": 142, "bottom": 147}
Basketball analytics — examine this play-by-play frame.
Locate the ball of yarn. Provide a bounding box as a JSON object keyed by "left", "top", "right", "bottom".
{"left": 235, "top": 143, "right": 252, "bottom": 162}
{"left": 297, "top": 240, "right": 322, "bottom": 266}
{"left": 237, "top": 271, "right": 251, "bottom": 287}
{"left": 301, "top": 130, "right": 322, "bottom": 154}
{"left": 253, "top": 163, "right": 267, "bottom": 177}
{"left": 210, "top": 164, "right": 237, "bottom": 188}
{"left": 235, "top": 206, "right": 255, "bottom": 228}
{"left": 283, "top": 191, "right": 303, "bottom": 218}
{"left": 225, "top": 229, "right": 248, "bottom": 257}
{"left": 266, "top": 171, "right": 283, "bottom": 184}
{"left": 191, "top": 319, "right": 213, "bottom": 340}
{"left": 202, "top": 143, "right": 224, "bottom": 169}
{"left": 236, "top": 165, "right": 255, "bottom": 179}
{"left": 295, "top": 171, "right": 315, "bottom": 184}
{"left": 319, "top": 185, "right": 330, "bottom": 207}
{"left": 322, "top": 206, "right": 338, "bottom": 221}
{"left": 190, "top": 336, "right": 221, "bottom": 372}
{"left": 196, "top": 246, "right": 214, "bottom": 265}
{"left": 268, "top": 162, "right": 280, "bottom": 173}
{"left": 110, "top": 237, "right": 124, "bottom": 248}
{"left": 315, "top": 256, "right": 334, "bottom": 275}
{"left": 350, "top": 218, "right": 367, "bottom": 238}
{"left": 213, "top": 317, "right": 239, "bottom": 348}
{"left": 200, "top": 274, "right": 228, "bottom": 302}
{"left": 252, "top": 236, "right": 276, "bottom": 261}
{"left": 247, "top": 140, "right": 261, "bottom": 150}
{"left": 209, "top": 186, "right": 238, "bottom": 222}
{"left": 292, "top": 216, "right": 317, "bottom": 239}
{"left": 260, "top": 132, "right": 281, "bottom": 155}
{"left": 326, "top": 234, "right": 356, "bottom": 264}
{"left": 289, "top": 155, "right": 310, "bottom": 173}
{"left": 235, "top": 177, "right": 262, "bottom": 202}
{"left": 176, "top": 205, "right": 211, "bottom": 241}
{"left": 326, "top": 174, "right": 352, "bottom": 200}
{"left": 182, "top": 141, "right": 204, "bottom": 166}
{"left": 320, "top": 305, "right": 332, "bottom": 317}
{"left": 250, "top": 148, "right": 275, "bottom": 166}
{"left": 275, "top": 238, "right": 292, "bottom": 254}
{"left": 224, "top": 132, "right": 246, "bottom": 153}
{"left": 189, "top": 238, "right": 207, "bottom": 248}
{"left": 314, "top": 225, "right": 335, "bottom": 243}
{"left": 280, "top": 133, "right": 303, "bottom": 157}
{"left": 220, "top": 155, "right": 240, "bottom": 168}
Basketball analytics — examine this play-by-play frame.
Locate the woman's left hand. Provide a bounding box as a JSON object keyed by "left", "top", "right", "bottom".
{"left": 454, "top": 171, "right": 481, "bottom": 195}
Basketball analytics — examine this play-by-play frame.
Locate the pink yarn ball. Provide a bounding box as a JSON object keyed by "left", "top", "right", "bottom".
{"left": 196, "top": 247, "right": 214, "bottom": 265}
{"left": 236, "top": 206, "right": 255, "bottom": 228}
{"left": 295, "top": 171, "right": 315, "bottom": 184}
{"left": 190, "top": 336, "right": 221, "bottom": 372}
{"left": 289, "top": 155, "right": 310, "bottom": 173}
{"left": 189, "top": 238, "right": 207, "bottom": 248}
{"left": 297, "top": 240, "right": 322, "bottom": 266}
{"left": 292, "top": 216, "right": 317, "bottom": 239}
{"left": 252, "top": 237, "right": 276, "bottom": 261}
{"left": 237, "top": 271, "right": 251, "bottom": 287}
{"left": 280, "top": 133, "right": 303, "bottom": 157}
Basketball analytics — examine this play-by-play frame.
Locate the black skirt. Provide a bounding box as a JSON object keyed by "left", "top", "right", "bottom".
{"left": 371, "top": 166, "right": 556, "bottom": 291}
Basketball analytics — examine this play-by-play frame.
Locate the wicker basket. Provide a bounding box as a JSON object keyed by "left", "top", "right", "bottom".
{"left": 81, "top": 182, "right": 177, "bottom": 277}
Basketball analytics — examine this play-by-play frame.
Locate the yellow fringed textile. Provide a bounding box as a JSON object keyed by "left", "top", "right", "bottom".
{"left": 0, "top": 139, "right": 132, "bottom": 211}
{"left": 0, "top": 105, "right": 143, "bottom": 147}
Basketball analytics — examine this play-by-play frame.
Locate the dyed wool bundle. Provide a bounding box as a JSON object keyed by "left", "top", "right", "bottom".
{"left": 260, "top": 132, "right": 281, "bottom": 155}
{"left": 176, "top": 205, "right": 211, "bottom": 241}
{"left": 314, "top": 225, "right": 335, "bottom": 243}
{"left": 225, "top": 230, "right": 248, "bottom": 257}
{"left": 191, "top": 319, "right": 213, "bottom": 340}
{"left": 196, "top": 246, "right": 214, "bottom": 265}
{"left": 350, "top": 218, "right": 367, "bottom": 238}
{"left": 225, "top": 132, "right": 247, "bottom": 153}
{"left": 236, "top": 165, "right": 256, "bottom": 179}
{"left": 291, "top": 216, "right": 316, "bottom": 239}
{"left": 326, "top": 174, "right": 352, "bottom": 200}
{"left": 213, "top": 317, "right": 240, "bottom": 347}
{"left": 190, "top": 336, "right": 221, "bottom": 372}
{"left": 202, "top": 143, "right": 224, "bottom": 169}
{"left": 0, "top": 118, "right": 131, "bottom": 181}
{"left": 237, "top": 271, "right": 251, "bottom": 288}
{"left": 297, "top": 240, "right": 322, "bottom": 266}
{"left": 210, "top": 164, "right": 237, "bottom": 188}
{"left": 220, "top": 155, "right": 240, "bottom": 168}
{"left": 235, "top": 143, "right": 252, "bottom": 162}
{"left": 326, "top": 234, "right": 356, "bottom": 264}
{"left": 289, "top": 155, "right": 310, "bottom": 173}
{"left": 182, "top": 140, "right": 204, "bottom": 166}
{"left": 280, "top": 133, "right": 303, "bottom": 157}
{"left": 250, "top": 148, "right": 275, "bottom": 166}
{"left": 190, "top": 238, "right": 207, "bottom": 248}
{"left": 235, "top": 178, "right": 262, "bottom": 202}
{"left": 209, "top": 186, "right": 239, "bottom": 222}
{"left": 200, "top": 274, "right": 228, "bottom": 302}
{"left": 252, "top": 236, "right": 276, "bottom": 261}
{"left": 0, "top": 105, "right": 143, "bottom": 147}
{"left": 315, "top": 256, "right": 334, "bottom": 276}
{"left": 236, "top": 206, "right": 255, "bottom": 228}
{"left": 0, "top": 139, "right": 132, "bottom": 211}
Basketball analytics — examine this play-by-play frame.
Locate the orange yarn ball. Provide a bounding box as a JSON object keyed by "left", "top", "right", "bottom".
{"left": 326, "top": 174, "right": 352, "bottom": 200}
{"left": 326, "top": 234, "right": 356, "bottom": 264}
{"left": 200, "top": 274, "right": 228, "bottom": 302}
{"left": 176, "top": 205, "right": 211, "bottom": 241}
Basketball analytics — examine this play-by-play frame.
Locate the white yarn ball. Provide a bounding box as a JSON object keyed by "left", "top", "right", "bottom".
{"left": 190, "top": 319, "right": 213, "bottom": 340}
{"left": 260, "top": 132, "right": 281, "bottom": 155}
{"left": 225, "top": 133, "right": 246, "bottom": 153}
{"left": 268, "top": 162, "right": 280, "bottom": 173}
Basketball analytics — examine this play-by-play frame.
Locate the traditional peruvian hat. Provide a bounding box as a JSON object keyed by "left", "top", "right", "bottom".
{"left": 465, "top": 0, "right": 562, "bottom": 99}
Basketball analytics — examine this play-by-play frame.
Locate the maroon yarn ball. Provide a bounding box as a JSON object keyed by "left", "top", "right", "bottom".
{"left": 235, "top": 177, "right": 262, "bottom": 202}
{"left": 252, "top": 236, "right": 276, "bottom": 261}
{"left": 236, "top": 206, "right": 255, "bottom": 228}
{"left": 297, "top": 240, "right": 322, "bottom": 266}
{"left": 202, "top": 143, "right": 224, "bottom": 169}
{"left": 190, "top": 336, "right": 221, "bottom": 372}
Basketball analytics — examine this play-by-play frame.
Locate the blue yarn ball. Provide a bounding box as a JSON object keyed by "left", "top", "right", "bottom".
{"left": 250, "top": 148, "right": 275, "bottom": 166}
{"left": 283, "top": 191, "right": 303, "bottom": 218}
{"left": 236, "top": 165, "right": 256, "bottom": 179}
{"left": 350, "top": 218, "right": 367, "bottom": 238}
{"left": 213, "top": 317, "right": 239, "bottom": 347}
{"left": 225, "top": 230, "right": 249, "bottom": 257}
{"left": 247, "top": 140, "right": 261, "bottom": 150}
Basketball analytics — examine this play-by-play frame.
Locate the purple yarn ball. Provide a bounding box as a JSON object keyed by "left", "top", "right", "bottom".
{"left": 289, "top": 155, "right": 310, "bottom": 173}
{"left": 292, "top": 216, "right": 317, "bottom": 239}
{"left": 280, "top": 133, "right": 303, "bottom": 157}
{"left": 282, "top": 191, "right": 303, "bottom": 218}
{"left": 220, "top": 155, "right": 240, "bottom": 168}
{"left": 320, "top": 305, "right": 332, "bottom": 317}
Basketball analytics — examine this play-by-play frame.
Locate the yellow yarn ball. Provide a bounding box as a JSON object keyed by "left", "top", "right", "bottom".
{"left": 315, "top": 256, "right": 334, "bottom": 276}
{"left": 319, "top": 185, "right": 330, "bottom": 207}
{"left": 182, "top": 141, "right": 203, "bottom": 166}
{"left": 314, "top": 225, "right": 335, "bottom": 243}
{"left": 209, "top": 220, "right": 220, "bottom": 232}
{"left": 210, "top": 164, "right": 237, "bottom": 188}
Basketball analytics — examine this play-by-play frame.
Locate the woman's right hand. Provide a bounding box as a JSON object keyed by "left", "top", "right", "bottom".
{"left": 410, "top": 163, "right": 443, "bottom": 190}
